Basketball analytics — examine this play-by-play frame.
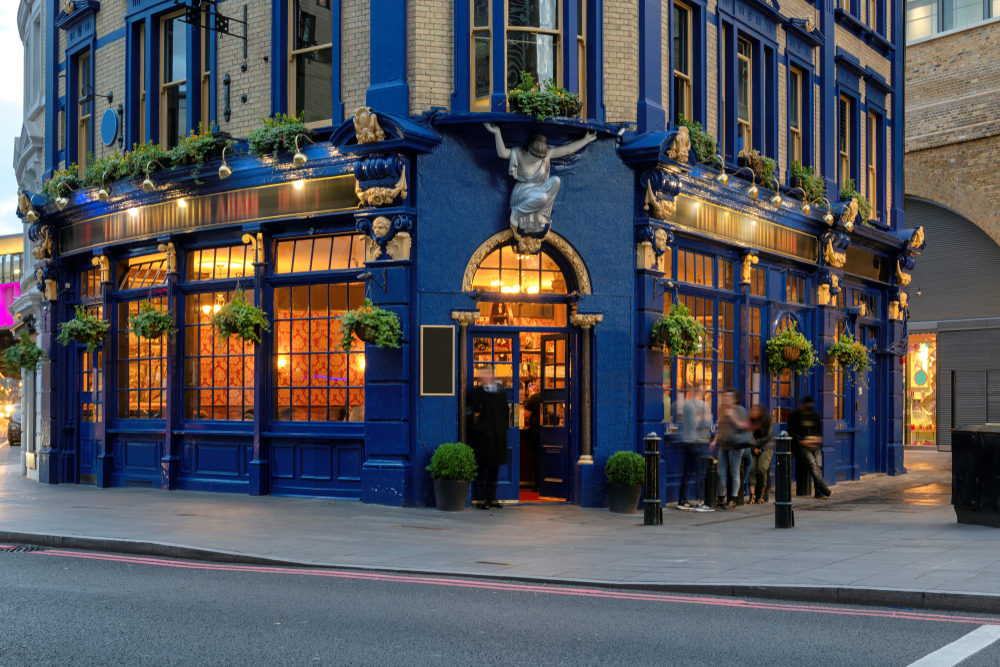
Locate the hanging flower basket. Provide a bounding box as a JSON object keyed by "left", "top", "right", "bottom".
{"left": 339, "top": 299, "right": 402, "bottom": 351}
{"left": 765, "top": 322, "right": 817, "bottom": 376}
{"left": 827, "top": 333, "right": 872, "bottom": 372}
{"left": 128, "top": 300, "right": 176, "bottom": 340}
{"left": 651, "top": 303, "right": 708, "bottom": 359}
{"left": 57, "top": 305, "right": 109, "bottom": 354}
{"left": 2, "top": 332, "right": 45, "bottom": 379}
{"left": 211, "top": 288, "right": 270, "bottom": 344}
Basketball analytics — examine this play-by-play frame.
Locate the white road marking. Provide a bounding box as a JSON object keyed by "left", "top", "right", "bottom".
{"left": 907, "top": 625, "right": 1000, "bottom": 667}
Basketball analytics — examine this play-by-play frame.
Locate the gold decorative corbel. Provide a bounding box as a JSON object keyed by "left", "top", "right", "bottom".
{"left": 740, "top": 253, "right": 759, "bottom": 284}
{"left": 157, "top": 242, "right": 177, "bottom": 273}
{"left": 91, "top": 255, "right": 109, "bottom": 283}
{"left": 356, "top": 167, "right": 407, "bottom": 207}
{"left": 241, "top": 232, "right": 265, "bottom": 264}
{"left": 644, "top": 181, "right": 676, "bottom": 220}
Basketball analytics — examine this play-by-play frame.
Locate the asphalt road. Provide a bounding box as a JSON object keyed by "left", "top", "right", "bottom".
{"left": 1, "top": 548, "right": 1000, "bottom": 667}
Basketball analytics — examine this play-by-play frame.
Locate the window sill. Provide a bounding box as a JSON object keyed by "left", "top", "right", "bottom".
{"left": 834, "top": 9, "right": 870, "bottom": 38}
{"left": 430, "top": 112, "right": 621, "bottom": 138}
{"left": 864, "top": 30, "right": 895, "bottom": 54}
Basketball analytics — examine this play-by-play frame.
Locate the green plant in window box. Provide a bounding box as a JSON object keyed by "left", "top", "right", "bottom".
{"left": 247, "top": 113, "right": 311, "bottom": 159}
{"left": 82, "top": 152, "right": 129, "bottom": 189}
{"left": 737, "top": 148, "right": 776, "bottom": 185}
{"left": 128, "top": 300, "right": 176, "bottom": 340}
{"left": 790, "top": 160, "right": 826, "bottom": 203}
{"left": 57, "top": 306, "right": 110, "bottom": 354}
{"left": 826, "top": 331, "right": 872, "bottom": 387}
{"left": 339, "top": 298, "right": 402, "bottom": 351}
{"left": 765, "top": 322, "right": 817, "bottom": 376}
{"left": 839, "top": 178, "right": 873, "bottom": 225}
{"left": 40, "top": 166, "right": 84, "bottom": 203}
{"left": 2, "top": 332, "right": 46, "bottom": 380}
{"left": 507, "top": 71, "right": 582, "bottom": 121}
{"left": 677, "top": 115, "right": 718, "bottom": 165}
{"left": 121, "top": 141, "right": 172, "bottom": 181}
{"left": 651, "top": 303, "right": 709, "bottom": 359}
{"left": 211, "top": 288, "right": 270, "bottom": 344}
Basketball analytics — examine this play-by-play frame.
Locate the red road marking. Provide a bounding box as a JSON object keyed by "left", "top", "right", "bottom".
{"left": 34, "top": 548, "right": 1000, "bottom": 626}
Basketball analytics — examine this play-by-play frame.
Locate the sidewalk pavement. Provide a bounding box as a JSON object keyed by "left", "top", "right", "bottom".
{"left": 3, "top": 444, "right": 999, "bottom": 613}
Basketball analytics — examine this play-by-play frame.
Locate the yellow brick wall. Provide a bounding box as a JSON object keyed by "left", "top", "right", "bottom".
{"left": 343, "top": 0, "right": 370, "bottom": 116}
{"left": 409, "top": 0, "right": 453, "bottom": 114}
{"left": 93, "top": 38, "right": 124, "bottom": 161}
{"left": 661, "top": 0, "right": 670, "bottom": 118}
{"left": 216, "top": 0, "right": 272, "bottom": 137}
{"left": 603, "top": 0, "right": 637, "bottom": 124}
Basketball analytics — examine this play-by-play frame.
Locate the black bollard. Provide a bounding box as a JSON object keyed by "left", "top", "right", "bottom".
{"left": 644, "top": 432, "right": 663, "bottom": 526}
{"left": 703, "top": 455, "right": 718, "bottom": 507}
{"left": 775, "top": 431, "right": 794, "bottom": 528}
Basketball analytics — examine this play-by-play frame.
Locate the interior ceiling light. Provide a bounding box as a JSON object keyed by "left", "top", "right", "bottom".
{"left": 293, "top": 179, "right": 304, "bottom": 190}
{"left": 177, "top": 198, "right": 187, "bottom": 209}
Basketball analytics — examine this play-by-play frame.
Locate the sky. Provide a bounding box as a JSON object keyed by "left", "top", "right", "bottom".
{"left": 0, "top": 1, "right": 25, "bottom": 236}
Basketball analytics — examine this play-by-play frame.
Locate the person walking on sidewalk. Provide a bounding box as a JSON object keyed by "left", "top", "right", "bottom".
{"left": 748, "top": 405, "right": 775, "bottom": 504}
{"left": 467, "top": 367, "right": 510, "bottom": 510}
{"left": 675, "top": 383, "right": 714, "bottom": 512}
{"left": 711, "top": 388, "right": 752, "bottom": 510}
{"left": 787, "top": 396, "right": 832, "bottom": 499}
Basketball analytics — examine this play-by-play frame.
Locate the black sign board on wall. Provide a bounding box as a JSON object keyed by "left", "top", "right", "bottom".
{"left": 421, "top": 325, "right": 455, "bottom": 396}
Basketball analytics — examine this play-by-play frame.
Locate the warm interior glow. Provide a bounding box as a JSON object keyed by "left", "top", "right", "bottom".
{"left": 526, "top": 285, "right": 539, "bottom": 294}
{"left": 357, "top": 356, "right": 366, "bottom": 371}
{"left": 202, "top": 305, "right": 211, "bottom": 315}
{"left": 277, "top": 357, "right": 288, "bottom": 368}
{"left": 177, "top": 198, "right": 187, "bottom": 208}
{"left": 293, "top": 180, "right": 305, "bottom": 190}
{"left": 128, "top": 207, "right": 140, "bottom": 217}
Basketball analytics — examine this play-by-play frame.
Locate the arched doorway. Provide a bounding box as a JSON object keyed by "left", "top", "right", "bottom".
{"left": 462, "top": 232, "right": 589, "bottom": 504}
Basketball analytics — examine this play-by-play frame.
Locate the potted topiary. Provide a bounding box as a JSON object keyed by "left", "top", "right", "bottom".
{"left": 427, "top": 442, "right": 478, "bottom": 512}
{"left": 2, "top": 332, "right": 45, "bottom": 380}
{"left": 765, "top": 322, "right": 817, "bottom": 376}
{"left": 57, "top": 306, "right": 110, "bottom": 353}
{"left": 826, "top": 332, "right": 872, "bottom": 386}
{"left": 128, "top": 299, "right": 176, "bottom": 340}
{"left": 211, "top": 288, "right": 270, "bottom": 343}
{"left": 651, "top": 303, "right": 708, "bottom": 358}
{"left": 339, "top": 298, "right": 402, "bottom": 351}
{"left": 606, "top": 451, "right": 645, "bottom": 514}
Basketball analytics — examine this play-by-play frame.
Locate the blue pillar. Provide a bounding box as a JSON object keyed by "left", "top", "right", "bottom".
{"left": 889, "top": 6, "right": 905, "bottom": 229}
{"left": 817, "top": 292, "right": 839, "bottom": 488}
{"left": 96, "top": 275, "right": 114, "bottom": 487}
{"left": 819, "top": 0, "right": 838, "bottom": 199}
{"left": 564, "top": 0, "right": 579, "bottom": 95}
{"left": 361, "top": 264, "right": 412, "bottom": 506}
{"left": 367, "top": 0, "right": 409, "bottom": 116}
{"left": 636, "top": 271, "right": 668, "bottom": 499}
{"left": 36, "top": 293, "right": 60, "bottom": 484}
{"left": 331, "top": 0, "right": 344, "bottom": 123}
{"left": 886, "top": 318, "right": 906, "bottom": 474}
{"left": 587, "top": 0, "right": 605, "bottom": 121}
{"left": 271, "top": 0, "right": 289, "bottom": 116}
{"left": 490, "top": 0, "right": 507, "bottom": 112}
{"left": 160, "top": 258, "right": 179, "bottom": 490}
{"left": 636, "top": 0, "right": 665, "bottom": 133}
{"left": 44, "top": 0, "right": 59, "bottom": 177}
{"left": 249, "top": 239, "right": 270, "bottom": 495}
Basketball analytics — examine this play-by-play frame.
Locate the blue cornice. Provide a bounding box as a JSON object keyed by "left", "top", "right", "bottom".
{"left": 834, "top": 8, "right": 868, "bottom": 37}
{"left": 55, "top": 1, "right": 100, "bottom": 31}
{"left": 330, "top": 110, "right": 442, "bottom": 154}
{"left": 618, "top": 129, "right": 698, "bottom": 170}
{"left": 783, "top": 17, "right": 825, "bottom": 47}
{"left": 835, "top": 49, "right": 868, "bottom": 79}
{"left": 864, "top": 30, "right": 895, "bottom": 55}
{"left": 864, "top": 67, "right": 894, "bottom": 94}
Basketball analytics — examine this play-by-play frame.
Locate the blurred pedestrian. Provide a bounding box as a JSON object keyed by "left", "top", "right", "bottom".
{"left": 467, "top": 367, "right": 510, "bottom": 510}
{"left": 748, "top": 405, "right": 774, "bottom": 503}
{"left": 675, "top": 383, "right": 714, "bottom": 512}
{"left": 787, "top": 396, "right": 832, "bottom": 499}
{"left": 711, "top": 388, "right": 752, "bottom": 510}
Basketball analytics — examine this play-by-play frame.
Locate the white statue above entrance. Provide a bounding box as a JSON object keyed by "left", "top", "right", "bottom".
{"left": 484, "top": 123, "right": 596, "bottom": 253}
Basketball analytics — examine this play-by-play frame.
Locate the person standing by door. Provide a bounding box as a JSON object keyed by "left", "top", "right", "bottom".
{"left": 787, "top": 396, "right": 832, "bottom": 499}
{"left": 748, "top": 405, "right": 775, "bottom": 504}
{"left": 468, "top": 367, "right": 510, "bottom": 510}
{"left": 523, "top": 387, "right": 542, "bottom": 492}
{"left": 676, "top": 383, "right": 714, "bottom": 512}
{"left": 712, "top": 388, "right": 752, "bottom": 510}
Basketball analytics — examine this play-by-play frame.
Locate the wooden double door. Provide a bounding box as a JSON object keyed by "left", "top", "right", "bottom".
{"left": 470, "top": 331, "right": 571, "bottom": 501}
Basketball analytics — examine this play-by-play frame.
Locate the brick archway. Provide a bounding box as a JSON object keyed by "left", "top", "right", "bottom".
{"left": 905, "top": 161, "right": 1000, "bottom": 246}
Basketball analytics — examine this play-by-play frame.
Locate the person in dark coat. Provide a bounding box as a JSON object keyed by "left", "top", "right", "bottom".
{"left": 467, "top": 367, "right": 510, "bottom": 509}
{"left": 787, "top": 396, "right": 832, "bottom": 499}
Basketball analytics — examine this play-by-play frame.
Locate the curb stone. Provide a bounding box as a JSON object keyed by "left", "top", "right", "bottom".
{"left": 3, "top": 529, "right": 998, "bottom": 616}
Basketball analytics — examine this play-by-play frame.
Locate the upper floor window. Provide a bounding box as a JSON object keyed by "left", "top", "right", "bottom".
{"left": 674, "top": 2, "right": 693, "bottom": 122}
{"left": 138, "top": 23, "right": 147, "bottom": 142}
{"left": 161, "top": 12, "right": 188, "bottom": 149}
{"left": 290, "top": 0, "right": 333, "bottom": 127}
{"left": 906, "top": 0, "right": 996, "bottom": 41}
{"left": 24, "top": 10, "right": 43, "bottom": 110}
{"left": 119, "top": 252, "right": 168, "bottom": 291}
{"left": 868, "top": 0, "right": 878, "bottom": 29}
{"left": 78, "top": 52, "right": 92, "bottom": 176}
{"left": 839, "top": 95, "right": 851, "bottom": 188}
{"left": 201, "top": 12, "right": 212, "bottom": 131}
{"left": 737, "top": 38, "right": 752, "bottom": 154}
{"left": 867, "top": 111, "right": 881, "bottom": 221}
{"left": 788, "top": 67, "right": 802, "bottom": 165}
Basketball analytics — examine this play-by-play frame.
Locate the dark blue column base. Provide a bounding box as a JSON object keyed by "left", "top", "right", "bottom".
{"left": 821, "top": 445, "right": 839, "bottom": 487}
{"left": 59, "top": 450, "right": 76, "bottom": 484}
{"left": 249, "top": 459, "right": 271, "bottom": 496}
{"left": 95, "top": 453, "right": 113, "bottom": 488}
{"left": 888, "top": 443, "right": 906, "bottom": 476}
{"left": 366, "top": 82, "right": 410, "bottom": 117}
{"left": 636, "top": 100, "right": 666, "bottom": 134}
{"left": 160, "top": 455, "right": 180, "bottom": 491}
{"left": 37, "top": 448, "right": 59, "bottom": 484}
{"left": 579, "top": 460, "right": 607, "bottom": 508}
{"left": 362, "top": 457, "right": 411, "bottom": 506}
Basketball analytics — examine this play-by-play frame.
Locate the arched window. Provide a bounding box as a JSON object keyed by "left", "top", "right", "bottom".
{"left": 772, "top": 314, "right": 802, "bottom": 426}
{"left": 471, "top": 244, "right": 569, "bottom": 295}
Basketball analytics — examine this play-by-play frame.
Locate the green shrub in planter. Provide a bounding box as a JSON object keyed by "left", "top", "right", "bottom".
{"left": 247, "top": 113, "right": 311, "bottom": 158}
{"left": 605, "top": 451, "right": 645, "bottom": 486}
{"left": 211, "top": 288, "right": 270, "bottom": 343}
{"left": 839, "top": 178, "right": 873, "bottom": 225}
{"left": 677, "top": 115, "right": 717, "bottom": 164}
{"left": 426, "top": 442, "right": 478, "bottom": 481}
{"left": 2, "top": 332, "right": 45, "bottom": 379}
{"left": 507, "top": 71, "right": 582, "bottom": 121}
{"left": 339, "top": 298, "right": 402, "bottom": 351}
{"left": 57, "top": 306, "right": 110, "bottom": 354}
{"left": 651, "top": 303, "right": 708, "bottom": 358}
{"left": 128, "top": 300, "right": 176, "bottom": 340}
{"left": 765, "top": 322, "right": 817, "bottom": 376}
{"left": 791, "top": 160, "right": 825, "bottom": 202}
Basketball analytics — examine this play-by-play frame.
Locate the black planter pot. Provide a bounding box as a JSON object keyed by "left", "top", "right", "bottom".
{"left": 607, "top": 482, "right": 643, "bottom": 514}
{"left": 432, "top": 479, "right": 470, "bottom": 512}
{"left": 737, "top": 156, "right": 749, "bottom": 170}
{"left": 790, "top": 176, "right": 803, "bottom": 191}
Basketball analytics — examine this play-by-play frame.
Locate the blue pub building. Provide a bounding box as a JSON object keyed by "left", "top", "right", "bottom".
{"left": 19, "top": 0, "right": 920, "bottom": 507}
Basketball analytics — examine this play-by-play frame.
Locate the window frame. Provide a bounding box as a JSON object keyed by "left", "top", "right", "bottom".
{"left": 139, "top": 22, "right": 147, "bottom": 143}
{"left": 673, "top": 1, "right": 694, "bottom": 123}
{"left": 470, "top": 0, "right": 493, "bottom": 111}
{"left": 505, "top": 0, "right": 564, "bottom": 97}
{"left": 201, "top": 7, "right": 211, "bottom": 131}
{"left": 867, "top": 110, "right": 878, "bottom": 221}
{"left": 116, "top": 295, "right": 169, "bottom": 422}
{"left": 737, "top": 37, "right": 752, "bottom": 155}
{"left": 288, "top": 0, "right": 334, "bottom": 128}
{"left": 77, "top": 50, "right": 93, "bottom": 177}
{"left": 839, "top": 94, "right": 853, "bottom": 189}
{"left": 788, "top": 66, "right": 803, "bottom": 166}
{"left": 160, "top": 10, "right": 189, "bottom": 149}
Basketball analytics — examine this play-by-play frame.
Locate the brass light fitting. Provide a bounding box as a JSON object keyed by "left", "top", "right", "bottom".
{"left": 98, "top": 169, "right": 111, "bottom": 201}
{"left": 767, "top": 178, "right": 782, "bottom": 208}
{"left": 142, "top": 160, "right": 164, "bottom": 193}
{"left": 55, "top": 182, "right": 76, "bottom": 211}
{"left": 733, "top": 167, "right": 758, "bottom": 199}
{"left": 711, "top": 154, "right": 729, "bottom": 186}
{"left": 218, "top": 146, "right": 233, "bottom": 179}
{"left": 293, "top": 134, "right": 315, "bottom": 168}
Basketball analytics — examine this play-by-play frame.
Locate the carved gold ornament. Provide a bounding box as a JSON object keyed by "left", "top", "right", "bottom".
{"left": 909, "top": 226, "right": 924, "bottom": 249}
{"left": 511, "top": 227, "right": 545, "bottom": 255}
{"left": 654, "top": 229, "right": 669, "bottom": 253}
{"left": 31, "top": 226, "right": 52, "bottom": 260}
{"left": 62, "top": 0, "right": 75, "bottom": 14}
{"left": 666, "top": 126, "right": 692, "bottom": 164}
{"left": 157, "top": 242, "right": 177, "bottom": 273}
{"left": 888, "top": 300, "right": 900, "bottom": 320}
{"left": 385, "top": 232, "right": 411, "bottom": 261}
{"left": 740, "top": 253, "right": 759, "bottom": 284}
{"left": 451, "top": 311, "right": 480, "bottom": 326}
{"left": 840, "top": 198, "right": 859, "bottom": 226}
{"left": 896, "top": 259, "right": 912, "bottom": 286}
{"left": 636, "top": 241, "right": 656, "bottom": 270}
{"left": 644, "top": 181, "right": 676, "bottom": 219}
{"left": 804, "top": 17, "right": 815, "bottom": 32}
{"left": 17, "top": 191, "right": 31, "bottom": 216}
{"left": 44, "top": 279, "right": 58, "bottom": 301}
{"left": 462, "top": 229, "right": 592, "bottom": 294}
{"left": 818, "top": 284, "right": 831, "bottom": 307}
{"left": 899, "top": 291, "right": 908, "bottom": 309}
{"left": 356, "top": 166, "right": 407, "bottom": 206}
{"left": 91, "top": 255, "right": 110, "bottom": 283}
{"left": 353, "top": 107, "right": 386, "bottom": 144}
{"left": 569, "top": 313, "right": 604, "bottom": 329}
{"left": 824, "top": 239, "right": 846, "bottom": 268}
{"left": 858, "top": 302, "right": 868, "bottom": 318}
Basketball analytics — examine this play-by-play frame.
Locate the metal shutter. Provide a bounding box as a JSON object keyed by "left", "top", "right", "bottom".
{"left": 904, "top": 198, "right": 1000, "bottom": 322}
{"left": 989, "top": 370, "right": 1000, "bottom": 423}
{"left": 953, "top": 370, "right": 986, "bottom": 429}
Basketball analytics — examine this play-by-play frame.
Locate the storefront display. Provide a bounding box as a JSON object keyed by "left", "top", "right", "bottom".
{"left": 905, "top": 333, "right": 937, "bottom": 446}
